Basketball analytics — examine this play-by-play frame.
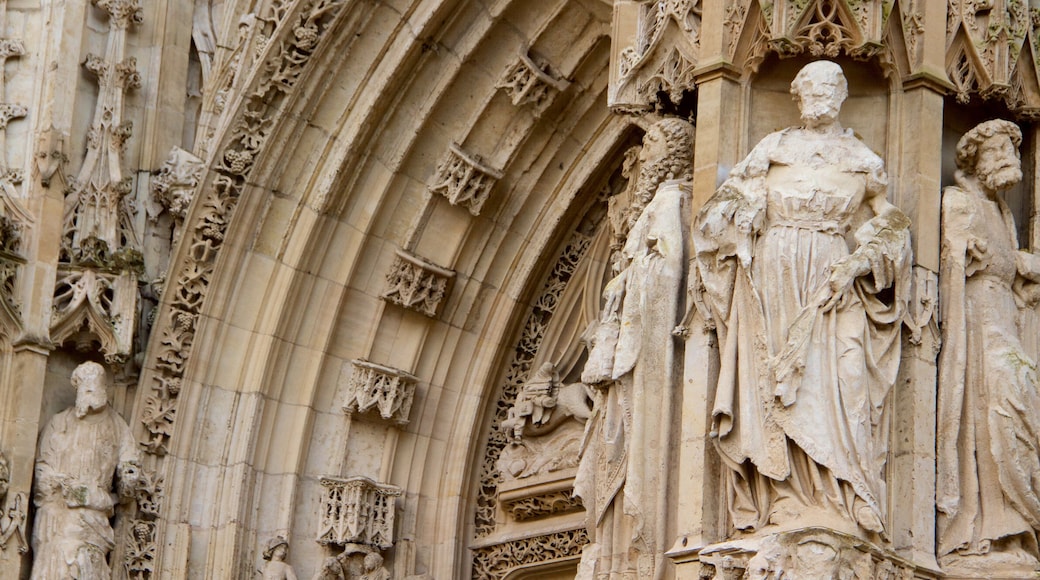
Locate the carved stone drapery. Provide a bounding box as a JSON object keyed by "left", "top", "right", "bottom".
{"left": 343, "top": 359, "right": 417, "bottom": 425}
{"left": 427, "top": 143, "right": 504, "bottom": 216}
{"left": 381, "top": 249, "right": 455, "bottom": 318}
{"left": 496, "top": 51, "right": 569, "bottom": 111}
{"left": 317, "top": 476, "right": 401, "bottom": 549}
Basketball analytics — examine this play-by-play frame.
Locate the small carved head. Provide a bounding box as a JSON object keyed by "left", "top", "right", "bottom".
{"left": 262, "top": 536, "right": 289, "bottom": 561}
{"left": 791, "top": 61, "right": 847, "bottom": 127}
{"left": 363, "top": 551, "right": 384, "bottom": 572}
{"left": 71, "top": 361, "right": 108, "bottom": 418}
{"left": 956, "top": 119, "right": 1023, "bottom": 193}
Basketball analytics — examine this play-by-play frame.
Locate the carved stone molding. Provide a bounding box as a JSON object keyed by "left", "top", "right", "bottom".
{"left": 496, "top": 51, "right": 569, "bottom": 111}
{"left": 381, "top": 249, "right": 455, "bottom": 318}
{"left": 343, "top": 359, "right": 417, "bottom": 425}
{"left": 498, "top": 475, "right": 583, "bottom": 523}
{"left": 698, "top": 528, "right": 929, "bottom": 580}
{"left": 427, "top": 143, "right": 504, "bottom": 216}
{"left": 140, "top": 0, "right": 349, "bottom": 457}
{"left": 317, "top": 476, "right": 402, "bottom": 549}
{"left": 471, "top": 528, "right": 588, "bottom": 580}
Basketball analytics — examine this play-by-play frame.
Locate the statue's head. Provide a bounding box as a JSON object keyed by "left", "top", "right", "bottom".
{"left": 262, "top": 536, "right": 289, "bottom": 561}
{"left": 791, "top": 61, "right": 847, "bottom": 128}
{"left": 363, "top": 551, "right": 383, "bottom": 571}
{"left": 71, "top": 361, "right": 108, "bottom": 418}
{"left": 628, "top": 117, "right": 695, "bottom": 225}
{"left": 956, "top": 119, "right": 1023, "bottom": 193}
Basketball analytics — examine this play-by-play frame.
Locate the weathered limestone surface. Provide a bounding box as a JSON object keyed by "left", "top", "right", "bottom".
{"left": 4, "top": 1, "right": 1040, "bottom": 578}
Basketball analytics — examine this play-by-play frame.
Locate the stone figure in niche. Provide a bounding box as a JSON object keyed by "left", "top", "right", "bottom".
{"left": 0, "top": 451, "right": 27, "bottom": 554}
{"left": 694, "top": 61, "right": 911, "bottom": 539}
{"left": 30, "top": 361, "right": 142, "bottom": 580}
{"left": 497, "top": 361, "right": 592, "bottom": 479}
{"left": 937, "top": 119, "right": 1040, "bottom": 575}
{"left": 261, "top": 536, "right": 298, "bottom": 580}
{"left": 574, "top": 116, "right": 694, "bottom": 578}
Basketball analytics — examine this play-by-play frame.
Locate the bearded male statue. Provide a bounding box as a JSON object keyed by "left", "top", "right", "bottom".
{"left": 31, "top": 361, "right": 141, "bottom": 579}
{"left": 575, "top": 116, "right": 694, "bottom": 579}
{"left": 938, "top": 119, "right": 1040, "bottom": 577}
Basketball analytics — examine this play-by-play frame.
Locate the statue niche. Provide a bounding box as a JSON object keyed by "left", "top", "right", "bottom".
{"left": 937, "top": 119, "right": 1040, "bottom": 578}
{"left": 694, "top": 60, "right": 911, "bottom": 543}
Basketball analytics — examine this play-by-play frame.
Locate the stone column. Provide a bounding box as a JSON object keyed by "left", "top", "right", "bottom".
{"left": 886, "top": 0, "right": 949, "bottom": 570}
{"left": 667, "top": 1, "right": 744, "bottom": 576}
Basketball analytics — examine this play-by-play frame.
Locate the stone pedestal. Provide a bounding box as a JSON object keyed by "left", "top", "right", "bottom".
{"left": 698, "top": 528, "right": 938, "bottom": 580}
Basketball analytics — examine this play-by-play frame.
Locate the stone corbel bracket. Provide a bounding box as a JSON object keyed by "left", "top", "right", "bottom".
{"left": 381, "top": 249, "right": 455, "bottom": 318}
{"left": 427, "top": 143, "right": 504, "bottom": 216}
{"left": 343, "top": 359, "right": 417, "bottom": 425}
{"left": 317, "top": 475, "right": 402, "bottom": 550}
{"left": 497, "top": 475, "right": 583, "bottom": 523}
{"left": 496, "top": 50, "right": 570, "bottom": 112}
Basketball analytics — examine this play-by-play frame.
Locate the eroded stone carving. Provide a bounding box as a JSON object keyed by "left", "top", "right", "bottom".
{"left": 149, "top": 146, "right": 204, "bottom": 227}
{"left": 698, "top": 528, "right": 921, "bottom": 580}
{"left": 261, "top": 536, "right": 298, "bottom": 580}
{"left": 317, "top": 476, "right": 400, "bottom": 549}
{"left": 343, "top": 359, "right": 417, "bottom": 425}
{"left": 381, "top": 249, "right": 455, "bottom": 318}
{"left": 30, "top": 361, "right": 142, "bottom": 580}
{"left": 695, "top": 61, "right": 910, "bottom": 539}
{"left": 471, "top": 528, "right": 588, "bottom": 580}
{"left": 496, "top": 50, "right": 569, "bottom": 111}
{"left": 427, "top": 143, "right": 504, "bottom": 216}
{"left": 946, "top": 0, "right": 1029, "bottom": 103}
{"left": 0, "top": 452, "right": 27, "bottom": 555}
{"left": 574, "top": 117, "right": 694, "bottom": 579}
{"left": 937, "top": 119, "right": 1040, "bottom": 577}
{"left": 500, "top": 487, "right": 583, "bottom": 522}
{"left": 313, "top": 545, "right": 389, "bottom": 580}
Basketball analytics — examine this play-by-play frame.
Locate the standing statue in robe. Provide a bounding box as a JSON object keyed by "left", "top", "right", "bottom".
{"left": 30, "top": 361, "right": 141, "bottom": 579}
{"left": 575, "top": 116, "right": 694, "bottom": 579}
{"left": 694, "top": 61, "right": 911, "bottom": 539}
{"left": 937, "top": 119, "right": 1040, "bottom": 576}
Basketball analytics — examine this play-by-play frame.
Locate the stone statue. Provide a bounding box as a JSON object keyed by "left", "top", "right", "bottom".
{"left": 694, "top": 61, "right": 911, "bottom": 539}
{"left": 574, "top": 116, "right": 694, "bottom": 578}
{"left": 937, "top": 119, "right": 1040, "bottom": 575}
{"left": 358, "top": 552, "right": 390, "bottom": 580}
{"left": 261, "top": 536, "right": 298, "bottom": 580}
{"left": 30, "top": 361, "right": 142, "bottom": 580}
{"left": 0, "top": 451, "right": 27, "bottom": 555}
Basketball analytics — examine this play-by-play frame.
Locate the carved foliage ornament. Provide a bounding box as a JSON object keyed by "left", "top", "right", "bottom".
{"left": 428, "top": 143, "right": 504, "bottom": 216}
{"left": 317, "top": 476, "right": 401, "bottom": 549}
{"left": 471, "top": 528, "right": 588, "bottom": 580}
{"left": 140, "top": 0, "right": 348, "bottom": 456}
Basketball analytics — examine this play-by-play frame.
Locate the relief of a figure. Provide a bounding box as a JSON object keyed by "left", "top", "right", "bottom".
{"left": 30, "top": 361, "right": 142, "bottom": 579}
{"left": 937, "top": 119, "right": 1040, "bottom": 576}
{"left": 694, "top": 61, "right": 911, "bottom": 540}
{"left": 574, "top": 116, "right": 694, "bottom": 579}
